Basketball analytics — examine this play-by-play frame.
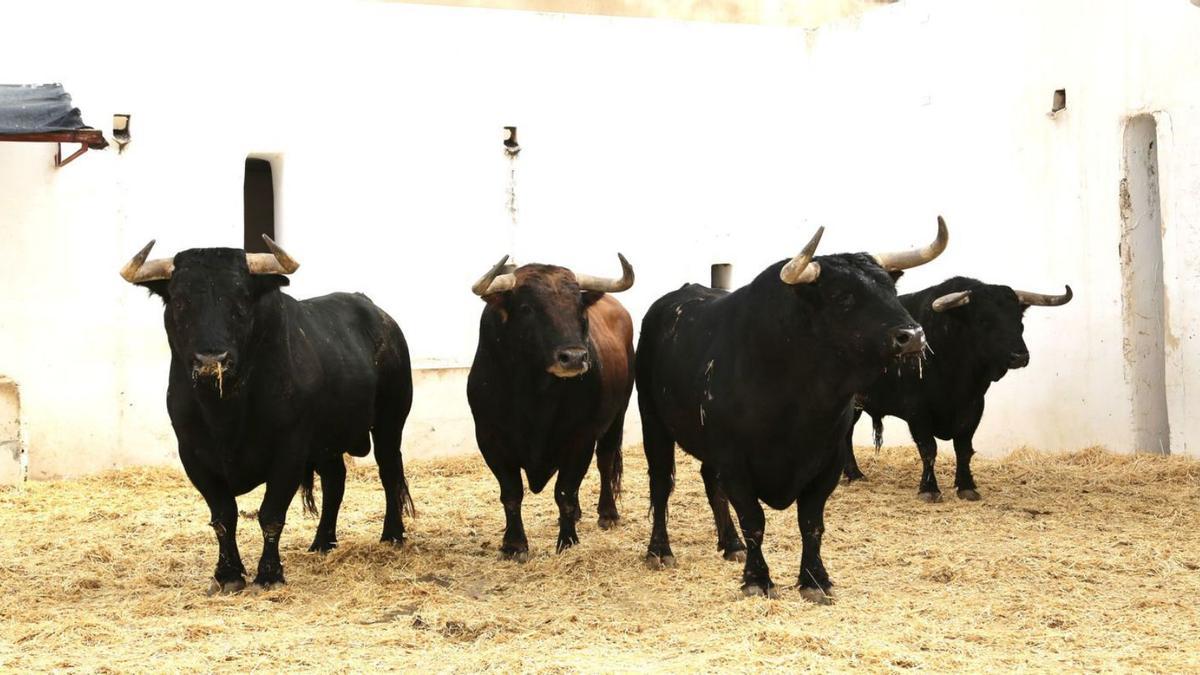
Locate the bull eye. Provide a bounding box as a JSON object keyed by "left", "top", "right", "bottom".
{"left": 518, "top": 304, "right": 534, "bottom": 317}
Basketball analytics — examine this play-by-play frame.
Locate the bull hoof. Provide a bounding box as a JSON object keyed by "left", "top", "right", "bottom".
{"left": 250, "top": 580, "right": 286, "bottom": 593}
{"left": 308, "top": 540, "right": 338, "bottom": 553}
{"left": 843, "top": 471, "right": 867, "bottom": 483}
{"left": 380, "top": 534, "right": 406, "bottom": 547}
{"left": 741, "top": 582, "right": 778, "bottom": 599}
{"left": 597, "top": 516, "right": 620, "bottom": 530}
{"left": 723, "top": 549, "right": 747, "bottom": 563}
{"left": 957, "top": 488, "right": 981, "bottom": 501}
{"left": 798, "top": 586, "right": 835, "bottom": 605}
{"left": 556, "top": 535, "right": 580, "bottom": 553}
{"left": 206, "top": 577, "right": 246, "bottom": 596}
{"left": 644, "top": 553, "right": 677, "bottom": 570}
{"left": 500, "top": 549, "right": 531, "bottom": 563}
{"left": 250, "top": 574, "right": 286, "bottom": 591}
{"left": 918, "top": 491, "right": 943, "bottom": 503}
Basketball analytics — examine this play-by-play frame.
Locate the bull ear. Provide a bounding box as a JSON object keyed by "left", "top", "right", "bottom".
{"left": 581, "top": 290, "right": 605, "bottom": 308}
{"left": 483, "top": 292, "right": 510, "bottom": 323}
{"left": 252, "top": 274, "right": 290, "bottom": 296}
{"left": 888, "top": 270, "right": 905, "bottom": 283}
{"left": 137, "top": 279, "right": 171, "bottom": 302}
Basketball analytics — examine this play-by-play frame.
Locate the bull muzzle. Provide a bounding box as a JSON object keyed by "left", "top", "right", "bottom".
{"left": 547, "top": 347, "right": 590, "bottom": 378}
{"left": 890, "top": 326, "right": 926, "bottom": 357}
{"left": 192, "top": 351, "right": 233, "bottom": 388}
{"left": 1009, "top": 351, "right": 1030, "bottom": 369}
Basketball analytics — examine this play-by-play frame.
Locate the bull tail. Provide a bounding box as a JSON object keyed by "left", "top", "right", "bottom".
{"left": 399, "top": 472, "right": 416, "bottom": 518}
{"left": 872, "top": 415, "right": 885, "bottom": 452}
{"left": 610, "top": 442, "right": 624, "bottom": 500}
{"left": 300, "top": 466, "right": 319, "bottom": 518}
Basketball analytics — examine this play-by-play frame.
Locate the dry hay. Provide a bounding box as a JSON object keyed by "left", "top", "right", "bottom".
{"left": 1, "top": 445, "right": 1198, "bottom": 672}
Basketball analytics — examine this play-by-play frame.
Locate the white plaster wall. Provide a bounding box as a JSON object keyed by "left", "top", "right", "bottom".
{"left": 1, "top": 0, "right": 1198, "bottom": 479}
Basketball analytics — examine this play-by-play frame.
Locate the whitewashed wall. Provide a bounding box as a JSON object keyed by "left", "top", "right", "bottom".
{"left": 0, "top": 0, "right": 1198, "bottom": 479}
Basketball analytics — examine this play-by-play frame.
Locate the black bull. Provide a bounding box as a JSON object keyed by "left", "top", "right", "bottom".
{"left": 121, "top": 238, "right": 413, "bottom": 593}
{"left": 845, "top": 277, "right": 1073, "bottom": 500}
{"left": 636, "top": 219, "right": 948, "bottom": 601}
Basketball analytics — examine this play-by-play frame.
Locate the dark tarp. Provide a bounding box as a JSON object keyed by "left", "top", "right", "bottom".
{"left": 0, "top": 83, "right": 107, "bottom": 149}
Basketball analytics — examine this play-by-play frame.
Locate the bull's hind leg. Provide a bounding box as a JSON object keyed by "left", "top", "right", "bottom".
{"left": 309, "top": 457, "right": 347, "bottom": 552}
{"left": 641, "top": 409, "right": 677, "bottom": 569}
{"left": 373, "top": 421, "right": 411, "bottom": 545}
{"left": 595, "top": 405, "right": 627, "bottom": 530}
{"left": 795, "top": 460, "right": 841, "bottom": 605}
{"left": 700, "top": 462, "right": 745, "bottom": 562}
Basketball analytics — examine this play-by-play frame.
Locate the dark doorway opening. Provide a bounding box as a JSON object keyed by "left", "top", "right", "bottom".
{"left": 244, "top": 157, "right": 275, "bottom": 253}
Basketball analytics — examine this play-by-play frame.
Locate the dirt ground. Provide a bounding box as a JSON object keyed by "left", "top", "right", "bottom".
{"left": 0, "top": 445, "right": 1197, "bottom": 672}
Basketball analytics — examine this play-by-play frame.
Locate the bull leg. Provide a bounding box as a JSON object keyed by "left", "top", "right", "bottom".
{"left": 595, "top": 406, "right": 627, "bottom": 530}
{"left": 309, "top": 457, "right": 346, "bottom": 552}
{"left": 497, "top": 464, "right": 530, "bottom": 561}
{"left": 795, "top": 459, "right": 842, "bottom": 604}
{"left": 254, "top": 469, "right": 302, "bottom": 589}
{"left": 641, "top": 410, "right": 676, "bottom": 569}
{"left": 910, "top": 423, "right": 942, "bottom": 502}
{"left": 723, "top": 471, "right": 774, "bottom": 598}
{"left": 554, "top": 442, "right": 594, "bottom": 553}
{"left": 700, "top": 462, "right": 745, "bottom": 561}
{"left": 187, "top": 469, "right": 247, "bottom": 594}
{"left": 954, "top": 401, "right": 984, "bottom": 501}
{"left": 373, "top": 422, "right": 411, "bottom": 545}
{"left": 952, "top": 436, "right": 980, "bottom": 500}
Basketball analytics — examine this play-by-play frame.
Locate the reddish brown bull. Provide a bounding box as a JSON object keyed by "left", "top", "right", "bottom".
{"left": 467, "top": 255, "right": 635, "bottom": 559}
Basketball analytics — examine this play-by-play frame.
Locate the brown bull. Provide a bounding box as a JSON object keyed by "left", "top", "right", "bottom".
{"left": 466, "top": 255, "right": 635, "bottom": 559}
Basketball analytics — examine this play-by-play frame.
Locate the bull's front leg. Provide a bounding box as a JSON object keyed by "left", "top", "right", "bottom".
{"left": 795, "top": 460, "right": 842, "bottom": 605}
{"left": 181, "top": 450, "right": 246, "bottom": 595}
{"left": 722, "top": 467, "right": 775, "bottom": 598}
{"left": 553, "top": 440, "right": 595, "bottom": 553}
{"left": 909, "top": 422, "right": 942, "bottom": 502}
{"left": 254, "top": 455, "right": 306, "bottom": 589}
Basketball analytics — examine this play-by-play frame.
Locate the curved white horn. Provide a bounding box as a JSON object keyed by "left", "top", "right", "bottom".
{"left": 575, "top": 253, "right": 635, "bottom": 293}
{"left": 932, "top": 290, "right": 972, "bottom": 312}
{"left": 780, "top": 227, "right": 825, "bottom": 285}
{"left": 246, "top": 234, "right": 300, "bottom": 275}
{"left": 873, "top": 216, "right": 949, "bottom": 271}
{"left": 119, "top": 240, "right": 175, "bottom": 283}
{"left": 1015, "top": 285, "right": 1073, "bottom": 307}
{"left": 472, "top": 255, "right": 518, "bottom": 296}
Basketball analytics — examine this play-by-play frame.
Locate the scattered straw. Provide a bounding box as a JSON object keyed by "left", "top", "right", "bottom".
{"left": 0, "top": 445, "right": 1197, "bottom": 672}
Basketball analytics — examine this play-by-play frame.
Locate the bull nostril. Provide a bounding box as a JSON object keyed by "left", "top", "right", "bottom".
{"left": 894, "top": 332, "right": 911, "bottom": 346}
{"left": 557, "top": 352, "right": 572, "bottom": 365}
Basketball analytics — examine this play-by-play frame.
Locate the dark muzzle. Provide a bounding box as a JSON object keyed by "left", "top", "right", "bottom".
{"left": 890, "top": 326, "right": 927, "bottom": 357}
{"left": 192, "top": 351, "right": 232, "bottom": 381}
{"left": 547, "top": 347, "right": 589, "bottom": 378}
{"left": 1009, "top": 351, "right": 1030, "bottom": 369}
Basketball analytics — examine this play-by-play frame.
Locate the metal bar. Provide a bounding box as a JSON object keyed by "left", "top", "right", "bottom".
{"left": 54, "top": 143, "right": 89, "bottom": 167}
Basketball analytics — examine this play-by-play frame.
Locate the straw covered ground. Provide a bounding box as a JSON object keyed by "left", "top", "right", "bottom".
{"left": 1, "top": 445, "right": 1198, "bottom": 672}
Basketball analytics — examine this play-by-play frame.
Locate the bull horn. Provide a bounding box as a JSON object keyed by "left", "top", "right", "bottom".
{"left": 780, "top": 226, "right": 824, "bottom": 285}
{"left": 119, "top": 240, "right": 175, "bottom": 283}
{"left": 932, "top": 290, "right": 971, "bottom": 312}
{"left": 575, "top": 253, "right": 635, "bottom": 293}
{"left": 873, "top": 216, "right": 949, "bottom": 271}
{"left": 246, "top": 234, "right": 300, "bottom": 275}
{"left": 472, "top": 254, "right": 518, "bottom": 296}
{"left": 1015, "top": 285, "right": 1073, "bottom": 307}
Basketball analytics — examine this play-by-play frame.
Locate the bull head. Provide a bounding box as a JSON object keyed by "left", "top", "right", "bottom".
{"left": 471, "top": 254, "right": 634, "bottom": 378}
{"left": 932, "top": 285, "right": 1073, "bottom": 313}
